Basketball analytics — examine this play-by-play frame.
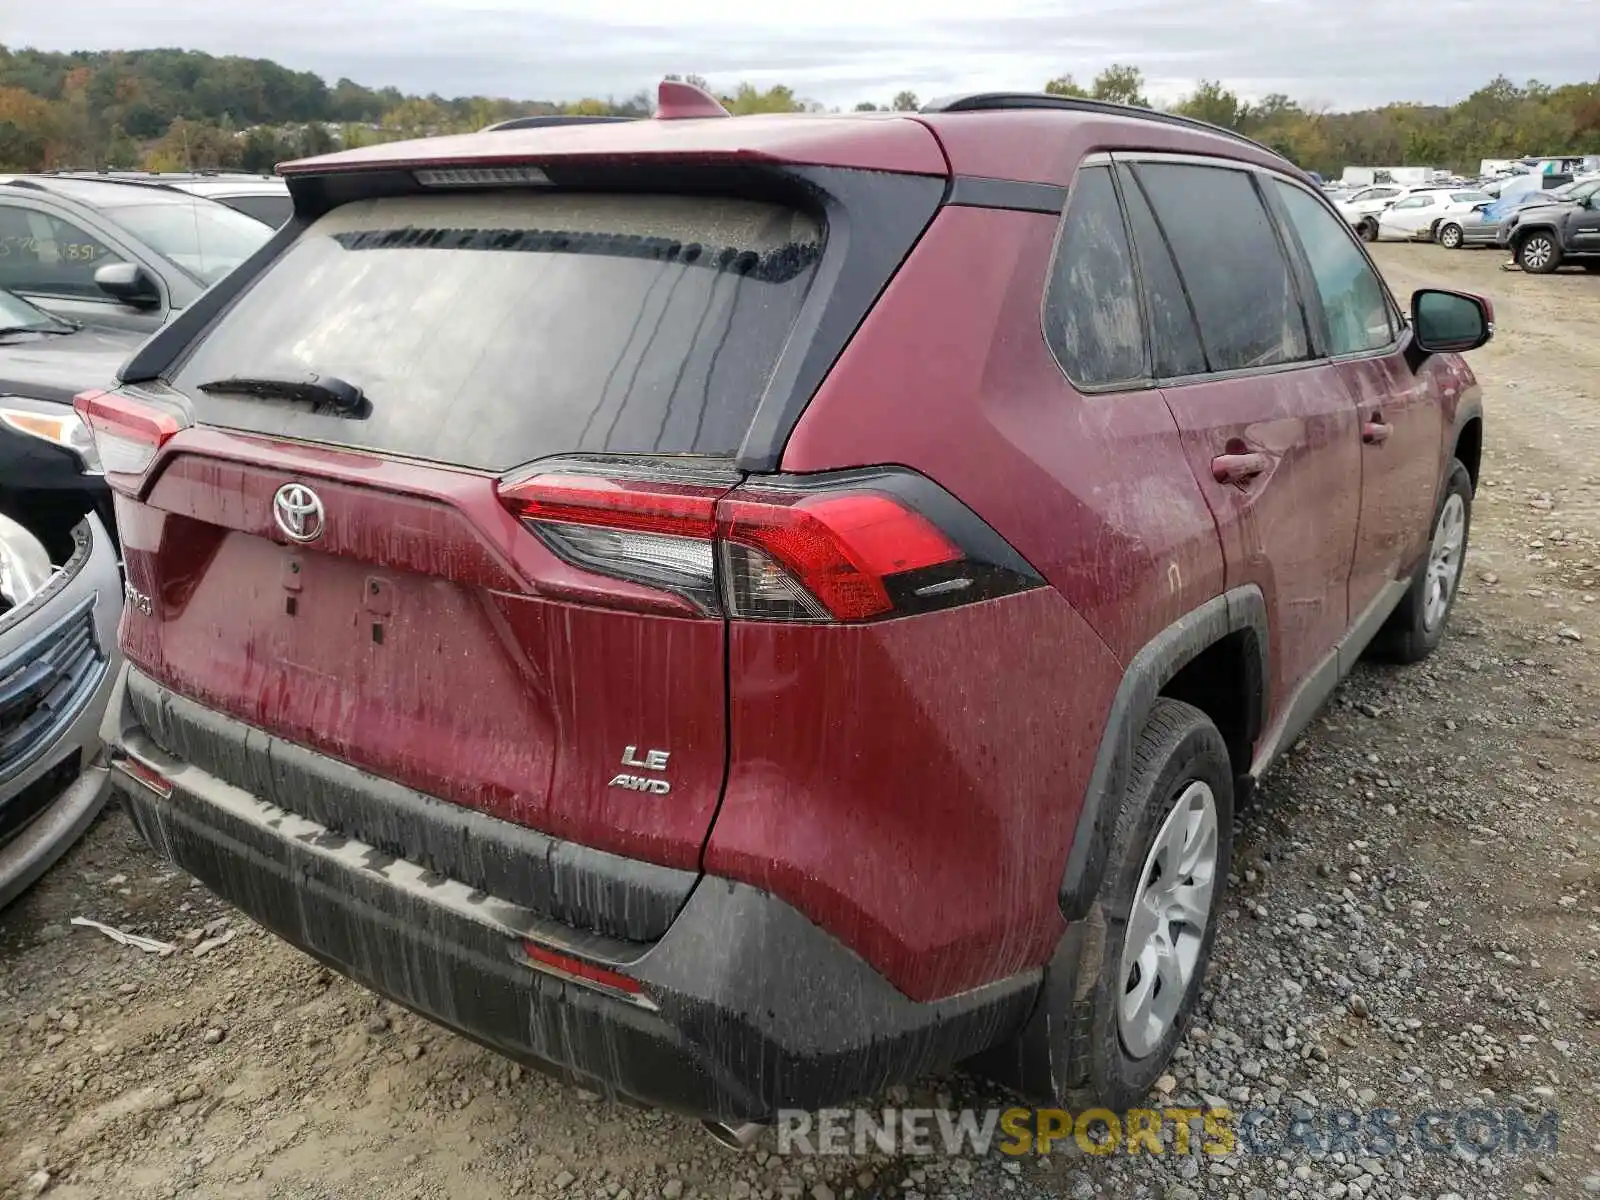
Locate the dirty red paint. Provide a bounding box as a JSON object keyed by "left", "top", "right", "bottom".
{"left": 706, "top": 586, "right": 1120, "bottom": 1001}
{"left": 117, "top": 430, "right": 727, "bottom": 871}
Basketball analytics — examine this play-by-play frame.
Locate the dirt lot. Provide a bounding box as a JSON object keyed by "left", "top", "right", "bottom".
{"left": 1, "top": 244, "right": 1597, "bottom": 1200}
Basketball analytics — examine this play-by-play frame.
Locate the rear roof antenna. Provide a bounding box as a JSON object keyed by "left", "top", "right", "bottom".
{"left": 656, "top": 79, "right": 731, "bottom": 120}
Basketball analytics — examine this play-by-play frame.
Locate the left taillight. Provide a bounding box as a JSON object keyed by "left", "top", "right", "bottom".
{"left": 73, "top": 389, "right": 188, "bottom": 492}
{"left": 497, "top": 462, "right": 1043, "bottom": 623}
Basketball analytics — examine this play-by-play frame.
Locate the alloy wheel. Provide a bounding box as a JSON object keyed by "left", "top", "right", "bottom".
{"left": 1118, "top": 781, "right": 1218, "bottom": 1059}
{"left": 1423, "top": 492, "right": 1466, "bottom": 632}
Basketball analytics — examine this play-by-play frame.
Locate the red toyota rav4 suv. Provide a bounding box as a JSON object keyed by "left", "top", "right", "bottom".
{"left": 84, "top": 85, "right": 1491, "bottom": 1131}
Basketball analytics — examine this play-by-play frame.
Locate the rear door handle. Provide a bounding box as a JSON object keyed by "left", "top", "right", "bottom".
{"left": 1211, "top": 452, "right": 1270, "bottom": 486}
{"left": 1363, "top": 421, "right": 1392, "bottom": 444}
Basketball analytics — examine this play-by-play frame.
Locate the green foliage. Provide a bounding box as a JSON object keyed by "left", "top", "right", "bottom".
{"left": 1173, "top": 79, "right": 1246, "bottom": 130}
{"left": 1044, "top": 75, "right": 1088, "bottom": 99}
{"left": 717, "top": 83, "right": 805, "bottom": 115}
{"left": 1092, "top": 65, "right": 1150, "bottom": 108}
{"left": 0, "top": 41, "right": 1595, "bottom": 178}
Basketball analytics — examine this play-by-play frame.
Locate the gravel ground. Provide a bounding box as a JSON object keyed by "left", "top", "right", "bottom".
{"left": 1, "top": 244, "right": 1597, "bottom": 1200}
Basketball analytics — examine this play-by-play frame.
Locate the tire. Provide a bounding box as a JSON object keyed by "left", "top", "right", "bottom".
{"left": 994, "top": 700, "right": 1234, "bottom": 1110}
{"left": 1437, "top": 222, "right": 1464, "bottom": 249}
{"left": 1517, "top": 230, "right": 1562, "bottom": 274}
{"left": 1371, "top": 459, "right": 1472, "bottom": 664}
{"left": 1357, "top": 218, "right": 1379, "bottom": 243}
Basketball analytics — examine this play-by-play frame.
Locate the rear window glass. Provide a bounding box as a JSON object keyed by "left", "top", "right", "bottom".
{"left": 172, "top": 192, "right": 824, "bottom": 470}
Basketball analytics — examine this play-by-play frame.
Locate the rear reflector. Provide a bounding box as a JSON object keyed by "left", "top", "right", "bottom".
{"left": 112, "top": 754, "right": 175, "bottom": 799}
{"left": 73, "top": 390, "right": 187, "bottom": 490}
{"left": 498, "top": 463, "right": 1041, "bottom": 623}
{"left": 521, "top": 941, "right": 653, "bottom": 1007}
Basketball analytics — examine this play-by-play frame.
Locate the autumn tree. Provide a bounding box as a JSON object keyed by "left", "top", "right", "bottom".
{"left": 0, "top": 84, "right": 54, "bottom": 168}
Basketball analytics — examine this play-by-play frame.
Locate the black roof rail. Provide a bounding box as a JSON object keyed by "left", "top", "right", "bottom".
{"left": 919, "top": 92, "right": 1284, "bottom": 161}
{"left": 480, "top": 115, "right": 641, "bottom": 132}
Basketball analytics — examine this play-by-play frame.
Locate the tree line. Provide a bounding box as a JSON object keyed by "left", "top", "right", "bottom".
{"left": 1, "top": 45, "right": 1597, "bottom": 178}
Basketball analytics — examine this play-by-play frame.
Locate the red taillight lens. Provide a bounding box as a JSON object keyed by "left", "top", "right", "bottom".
{"left": 73, "top": 389, "right": 186, "bottom": 490}
{"left": 497, "top": 472, "right": 718, "bottom": 539}
{"left": 497, "top": 465, "right": 1040, "bottom": 623}
{"left": 719, "top": 491, "right": 961, "bottom": 621}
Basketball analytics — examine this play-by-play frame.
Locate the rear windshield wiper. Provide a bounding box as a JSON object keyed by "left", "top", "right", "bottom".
{"left": 197, "top": 373, "right": 365, "bottom": 413}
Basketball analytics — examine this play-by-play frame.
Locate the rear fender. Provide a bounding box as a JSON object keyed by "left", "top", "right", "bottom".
{"left": 1057, "top": 585, "right": 1267, "bottom": 920}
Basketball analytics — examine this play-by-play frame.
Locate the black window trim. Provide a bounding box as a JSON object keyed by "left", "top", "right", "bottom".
{"left": 1037, "top": 153, "right": 1158, "bottom": 396}
{"left": 1112, "top": 161, "right": 1209, "bottom": 381}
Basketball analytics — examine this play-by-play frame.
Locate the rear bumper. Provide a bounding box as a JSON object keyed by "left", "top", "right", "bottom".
{"left": 104, "top": 664, "right": 1036, "bottom": 1120}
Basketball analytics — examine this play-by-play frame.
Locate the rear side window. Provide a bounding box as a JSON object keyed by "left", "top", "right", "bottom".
{"left": 172, "top": 192, "right": 824, "bottom": 470}
{"left": 1132, "top": 163, "right": 1309, "bottom": 373}
{"left": 1273, "top": 182, "right": 1395, "bottom": 356}
{"left": 1117, "top": 167, "right": 1208, "bottom": 378}
{"left": 1043, "top": 166, "right": 1146, "bottom": 389}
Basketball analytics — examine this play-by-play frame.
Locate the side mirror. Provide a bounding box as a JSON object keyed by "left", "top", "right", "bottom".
{"left": 1472, "top": 202, "right": 1490, "bottom": 212}
{"left": 1412, "top": 289, "right": 1493, "bottom": 354}
{"left": 93, "top": 262, "right": 160, "bottom": 309}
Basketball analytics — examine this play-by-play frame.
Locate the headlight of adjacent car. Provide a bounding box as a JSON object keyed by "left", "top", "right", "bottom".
{"left": 0, "top": 398, "right": 103, "bottom": 474}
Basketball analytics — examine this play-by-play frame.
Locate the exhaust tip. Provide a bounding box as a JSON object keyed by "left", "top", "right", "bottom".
{"left": 701, "top": 1120, "right": 764, "bottom": 1151}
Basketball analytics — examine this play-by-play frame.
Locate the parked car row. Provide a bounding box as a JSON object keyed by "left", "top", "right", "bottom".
{"left": 0, "top": 172, "right": 290, "bottom": 907}
{"left": 1329, "top": 174, "right": 1600, "bottom": 274}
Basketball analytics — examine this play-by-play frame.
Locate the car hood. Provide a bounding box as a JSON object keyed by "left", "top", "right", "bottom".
{"left": 0, "top": 326, "right": 143, "bottom": 405}
{"left": 1507, "top": 199, "right": 1579, "bottom": 223}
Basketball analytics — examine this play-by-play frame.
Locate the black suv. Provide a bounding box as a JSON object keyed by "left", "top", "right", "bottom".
{"left": 0, "top": 176, "right": 273, "bottom": 332}
{"left": 1500, "top": 184, "right": 1600, "bottom": 273}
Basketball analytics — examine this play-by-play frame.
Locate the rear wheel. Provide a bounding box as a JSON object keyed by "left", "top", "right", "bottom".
{"left": 1437, "top": 222, "right": 1464, "bottom": 249}
{"left": 1372, "top": 459, "right": 1472, "bottom": 664}
{"left": 1003, "top": 700, "right": 1233, "bottom": 1109}
{"left": 1357, "top": 218, "right": 1379, "bottom": 243}
{"left": 1517, "top": 231, "right": 1562, "bottom": 274}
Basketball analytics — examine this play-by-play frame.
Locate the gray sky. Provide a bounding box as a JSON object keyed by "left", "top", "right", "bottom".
{"left": 5, "top": 0, "right": 1592, "bottom": 111}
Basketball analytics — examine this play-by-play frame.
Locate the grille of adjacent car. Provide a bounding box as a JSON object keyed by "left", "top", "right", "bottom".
{"left": 0, "top": 598, "right": 105, "bottom": 784}
{"left": 0, "top": 750, "right": 80, "bottom": 849}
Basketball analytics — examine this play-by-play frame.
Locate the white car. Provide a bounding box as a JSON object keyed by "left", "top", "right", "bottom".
{"left": 1333, "top": 185, "right": 1416, "bottom": 241}
{"left": 1377, "top": 190, "right": 1494, "bottom": 243}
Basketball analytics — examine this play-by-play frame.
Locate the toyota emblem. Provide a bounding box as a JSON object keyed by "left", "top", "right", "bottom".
{"left": 273, "top": 483, "right": 325, "bottom": 542}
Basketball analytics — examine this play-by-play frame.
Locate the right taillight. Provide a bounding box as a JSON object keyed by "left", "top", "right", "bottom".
{"left": 73, "top": 389, "right": 188, "bottom": 492}
{"left": 497, "top": 462, "right": 1043, "bottom": 622}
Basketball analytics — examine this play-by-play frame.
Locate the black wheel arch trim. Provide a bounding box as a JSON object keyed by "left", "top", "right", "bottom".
{"left": 1057, "top": 585, "right": 1267, "bottom": 920}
